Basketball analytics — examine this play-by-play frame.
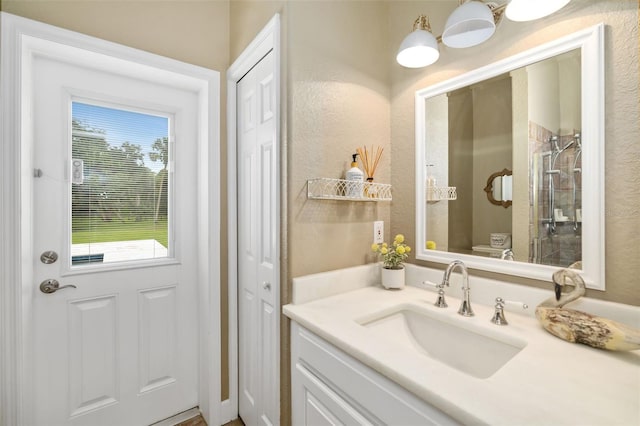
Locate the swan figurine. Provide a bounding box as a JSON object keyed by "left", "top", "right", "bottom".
{"left": 535, "top": 265, "right": 640, "bottom": 351}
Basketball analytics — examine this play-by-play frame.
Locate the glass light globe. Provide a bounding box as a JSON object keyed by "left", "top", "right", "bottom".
{"left": 396, "top": 28, "right": 440, "bottom": 68}
{"left": 506, "top": 0, "right": 571, "bottom": 22}
{"left": 442, "top": 1, "right": 496, "bottom": 48}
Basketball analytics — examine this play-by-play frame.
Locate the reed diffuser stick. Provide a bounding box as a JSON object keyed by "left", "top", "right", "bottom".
{"left": 356, "top": 145, "right": 384, "bottom": 179}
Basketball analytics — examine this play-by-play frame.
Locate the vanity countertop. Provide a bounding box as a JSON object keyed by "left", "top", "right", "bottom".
{"left": 283, "top": 284, "right": 640, "bottom": 426}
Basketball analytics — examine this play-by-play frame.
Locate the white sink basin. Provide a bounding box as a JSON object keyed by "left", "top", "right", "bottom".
{"left": 359, "top": 305, "right": 526, "bottom": 378}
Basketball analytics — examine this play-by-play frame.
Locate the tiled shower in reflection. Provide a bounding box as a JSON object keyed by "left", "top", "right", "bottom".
{"left": 529, "top": 122, "right": 582, "bottom": 266}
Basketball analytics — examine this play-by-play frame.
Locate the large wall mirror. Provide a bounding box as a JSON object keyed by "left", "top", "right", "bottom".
{"left": 415, "top": 24, "right": 605, "bottom": 290}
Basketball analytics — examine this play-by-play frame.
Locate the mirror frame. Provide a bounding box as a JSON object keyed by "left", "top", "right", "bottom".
{"left": 484, "top": 168, "right": 512, "bottom": 208}
{"left": 415, "top": 24, "right": 605, "bottom": 290}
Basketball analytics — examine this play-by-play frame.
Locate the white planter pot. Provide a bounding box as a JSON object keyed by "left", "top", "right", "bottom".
{"left": 381, "top": 266, "right": 405, "bottom": 290}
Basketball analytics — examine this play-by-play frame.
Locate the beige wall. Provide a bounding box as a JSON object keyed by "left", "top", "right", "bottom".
{"left": 528, "top": 59, "right": 562, "bottom": 132}
{"left": 471, "top": 77, "right": 513, "bottom": 245}
{"left": 0, "top": 0, "right": 229, "bottom": 71}
{"left": 447, "top": 88, "right": 474, "bottom": 252}
{"left": 424, "top": 94, "right": 449, "bottom": 251}
{"left": 391, "top": 0, "right": 640, "bottom": 305}
{"left": 511, "top": 67, "right": 530, "bottom": 262}
{"left": 230, "top": 0, "right": 285, "bottom": 60}
{"left": 558, "top": 52, "right": 582, "bottom": 134}
{"left": 287, "top": 0, "right": 391, "bottom": 279}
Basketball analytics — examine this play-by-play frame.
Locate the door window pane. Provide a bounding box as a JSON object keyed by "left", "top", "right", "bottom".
{"left": 71, "top": 102, "right": 170, "bottom": 265}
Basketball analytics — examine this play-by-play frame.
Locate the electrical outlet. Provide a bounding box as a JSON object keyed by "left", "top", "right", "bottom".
{"left": 373, "top": 221, "right": 384, "bottom": 244}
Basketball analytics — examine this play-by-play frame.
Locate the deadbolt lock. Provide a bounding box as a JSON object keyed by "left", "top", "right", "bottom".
{"left": 40, "top": 251, "right": 58, "bottom": 264}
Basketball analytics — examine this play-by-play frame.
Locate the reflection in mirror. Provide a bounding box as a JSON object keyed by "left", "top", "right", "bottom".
{"left": 415, "top": 24, "right": 605, "bottom": 289}
{"left": 424, "top": 50, "right": 581, "bottom": 266}
{"left": 484, "top": 169, "right": 512, "bottom": 207}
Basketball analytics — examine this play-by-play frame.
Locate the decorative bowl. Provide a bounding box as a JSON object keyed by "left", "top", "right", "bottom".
{"left": 490, "top": 233, "right": 512, "bottom": 249}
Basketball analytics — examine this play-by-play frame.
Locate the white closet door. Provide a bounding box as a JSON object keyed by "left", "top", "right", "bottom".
{"left": 237, "top": 50, "right": 279, "bottom": 426}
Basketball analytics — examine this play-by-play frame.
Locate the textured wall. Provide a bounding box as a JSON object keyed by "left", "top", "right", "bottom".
{"left": 287, "top": 1, "right": 391, "bottom": 279}
{"left": 390, "top": 0, "right": 640, "bottom": 305}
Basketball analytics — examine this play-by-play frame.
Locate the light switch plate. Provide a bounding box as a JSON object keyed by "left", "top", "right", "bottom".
{"left": 373, "top": 221, "right": 384, "bottom": 243}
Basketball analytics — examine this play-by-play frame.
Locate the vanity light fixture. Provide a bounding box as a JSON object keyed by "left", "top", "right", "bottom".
{"left": 505, "top": 0, "right": 571, "bottom": 22}
{"left": 396, "top": 15, "right": 440, "bottom": 68}
{"left": 397, "top": 0, "right": 572, "bottom": 68}
{"left": 442, "top": 1, "right": 496, "bottom": 48}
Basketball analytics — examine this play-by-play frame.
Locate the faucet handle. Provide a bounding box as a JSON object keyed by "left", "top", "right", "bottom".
{"left": 490, "top": 297, "right": 528, "bottom": 325}
{"left": 422, "top": 280, "right": 448, "bottom": 308}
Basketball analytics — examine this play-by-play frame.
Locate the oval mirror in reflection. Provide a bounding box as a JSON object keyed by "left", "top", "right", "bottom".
{"left": 485, "top": 169, "right": 512, "bottom": 208}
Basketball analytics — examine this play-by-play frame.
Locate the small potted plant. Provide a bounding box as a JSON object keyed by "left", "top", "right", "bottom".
{"left": 371, "top": 234, "right": 411, "bottom": 289}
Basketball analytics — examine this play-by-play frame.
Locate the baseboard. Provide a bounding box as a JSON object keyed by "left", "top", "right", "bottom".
{"left": 151, "top": 407, "right": 201, "bottom": 426}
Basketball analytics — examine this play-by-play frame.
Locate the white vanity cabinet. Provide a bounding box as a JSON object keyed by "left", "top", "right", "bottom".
{"left": 291, "top": 323, "right": 459, "bottom": 426}
{"left": 286, "top": 266, "right": 640, "bottom": 425}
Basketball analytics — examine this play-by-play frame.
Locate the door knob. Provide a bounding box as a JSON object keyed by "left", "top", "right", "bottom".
{"left": 40, "top": 279, "right": 77, "bottom": 294}
{"left": 262, "top": 282, "right": 271, "bottom": 291}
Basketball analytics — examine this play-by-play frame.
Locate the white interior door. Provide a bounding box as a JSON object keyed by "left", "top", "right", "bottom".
{"left": 29, "top": 49, "right": 200, "bottom": 425}
{"left": 237, "top": 50, "right": 279, "bottom": 426}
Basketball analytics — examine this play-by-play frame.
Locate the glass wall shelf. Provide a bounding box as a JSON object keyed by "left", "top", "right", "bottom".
{"left": 427, "top": 186, "right": 457, "bottom": 202}
{"left": 307, "top": 178, "right": 392, "bottom": 201}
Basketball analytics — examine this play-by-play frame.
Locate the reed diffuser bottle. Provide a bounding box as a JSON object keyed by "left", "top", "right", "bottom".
{"left": 357, "top": 146, "right": 384, "bottom": 198}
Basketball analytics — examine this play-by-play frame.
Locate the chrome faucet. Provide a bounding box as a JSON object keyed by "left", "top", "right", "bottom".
{"left": 442, "top": 260, "right": 474, "bottom": 317}
{"left": 500, "top": 249, "right": 514, "bottom": 260}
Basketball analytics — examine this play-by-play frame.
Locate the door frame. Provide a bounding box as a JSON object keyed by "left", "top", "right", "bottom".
{"left": 0, "top": 12, "right": 221, "bottom": 426}
{"left": 225, "top": 13, "right": 281, "bottom": 424}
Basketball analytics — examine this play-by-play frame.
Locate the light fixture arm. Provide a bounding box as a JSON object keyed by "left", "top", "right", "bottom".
{"left": 413, "top": 15, "right": 432, "bottom": 32}
{"left": 486, "top": 2, "right": 507, "bottom": 26}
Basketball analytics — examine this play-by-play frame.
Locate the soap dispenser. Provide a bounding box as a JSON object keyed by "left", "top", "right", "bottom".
{"left": 426, "top": 164, "right": 437, "bottom": 188}
{"left": 426, "top": 164, "right": 436, "bottom": 201}
{"left": 345, "top": 153, "right": 364, "bottom": 198}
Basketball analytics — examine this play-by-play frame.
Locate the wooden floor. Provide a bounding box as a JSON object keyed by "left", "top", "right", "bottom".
{"left": 176, "top": 415, "right": 244, "bottom": 426}
{"left": 223, "top": 419, "right": 244, "bottom": 426}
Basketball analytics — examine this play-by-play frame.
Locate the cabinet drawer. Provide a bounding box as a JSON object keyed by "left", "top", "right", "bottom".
{"left": 291, "top": 323, "right": 459, "bottom": 426}
{"left": 294, "top": 362, "right": 374, "bottom": 425}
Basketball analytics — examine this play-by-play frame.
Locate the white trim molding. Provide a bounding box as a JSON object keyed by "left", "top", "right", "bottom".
{"left": 0, "top": 12, "right": 221, "bottom": 425}
{"left": 1, "top": 13, "right": 28, "bottom": 425}
{"left": 225, "top": 13, "right": 281, "bottom": 425}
